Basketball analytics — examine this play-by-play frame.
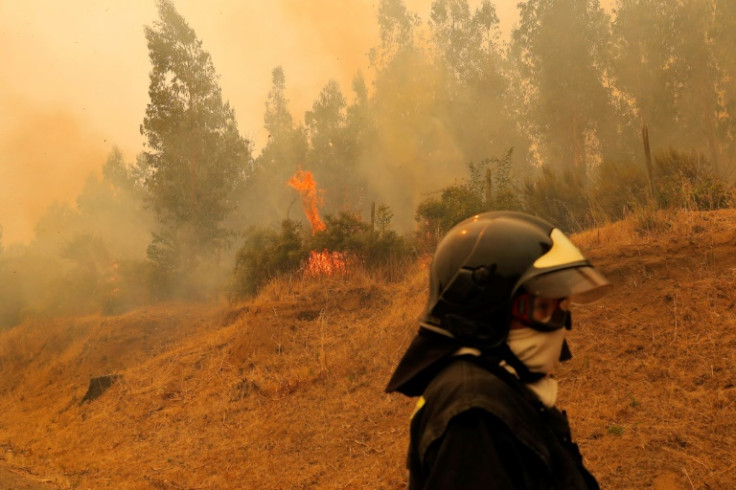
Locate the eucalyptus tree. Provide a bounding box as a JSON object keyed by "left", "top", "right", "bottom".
{"left": 304, "top": 80, "right": 349, "bottom": 213}
{"left": 264, "top": 66, "right": 295, "bottom": 141}
{"left": 140, "top": 0, "right": 250, "bottom": 284}
{"left": 430, "top": 0, "right": 500, "bottom": 84}
{"left": 675, "top": 0, "right": 724, "bottom": 173}
{"left": 612, "top": 1, "right": 719, "bottom": 170}
{"left": 712, "top": 1, "right": 736, "bottom": 175}
{"left": 245, "top": 66, "right": 308, "bottom": 226}
{"left": 343, "top": 72, "right": 376, "bottom": 208}
{"left": 511, "top": 0, "right": 616, "bottom": 177}
{"left": 368, "top": 0, "right": 445, "bottom": 230}
{"left": 429, "top": 0, "right": 530, "bottom": 169}
{"left": 610, "top": 0, "right": 680, "bottom": 150}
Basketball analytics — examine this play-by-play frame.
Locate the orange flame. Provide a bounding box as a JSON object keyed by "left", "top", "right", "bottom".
{"left": 287, "top": 170, "right": 351, "bottom": 276}
{"left": 288, "top": 170, "right": 326, "bottom": 234}
{"left": 305, "top": 249, "right": 350, "bottom": 276}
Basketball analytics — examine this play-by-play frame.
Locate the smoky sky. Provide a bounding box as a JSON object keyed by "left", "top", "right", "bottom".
{"left": 0, "top": 1, "right": 547, "bottom": 244}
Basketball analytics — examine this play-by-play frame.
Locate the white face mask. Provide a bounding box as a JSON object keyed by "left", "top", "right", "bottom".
{"left": 506, "top": 326, "right": 566, "bottom": 375}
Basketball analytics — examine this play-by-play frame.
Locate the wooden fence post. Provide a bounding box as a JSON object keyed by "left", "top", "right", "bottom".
{"left": 642, "top": 123, "right": 655, "bottom": 199}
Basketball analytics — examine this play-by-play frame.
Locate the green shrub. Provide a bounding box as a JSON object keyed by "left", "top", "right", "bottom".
{"left": 654, "top": 149, "right": 734, "bottom": 210}
{"left": 415, "top": 183, "right": 485, "bottom": 247}
{"left": 415, "top": 149, "right": 522, "bottom": 250}
{"left": 101, "top": 259, "right": 152, "bottom": 315}
{"left": 231, "top": 206, "right": 414, "bottom": 297}
{"left": 233, "top": 220, "right": 308, "bottom": 297}
{"left": 312, "top": 212, "right": 371, "bottom": 253}
{"left": 521, "top": 166, "right": 592, "bottom": 232}
{"left": 312, "top": 210, "right": 414, "bottom": 275}
{"left": 590, "top": 159, "right": 650, "bottom": 222}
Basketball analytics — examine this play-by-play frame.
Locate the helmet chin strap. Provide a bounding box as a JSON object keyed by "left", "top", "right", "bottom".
{"left": 492, "top": 344, "right": 546, "bottom": 383}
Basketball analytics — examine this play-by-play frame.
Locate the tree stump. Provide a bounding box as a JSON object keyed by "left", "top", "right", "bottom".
{"left": 80, "top": 374, "right": 122, "bottom": 404}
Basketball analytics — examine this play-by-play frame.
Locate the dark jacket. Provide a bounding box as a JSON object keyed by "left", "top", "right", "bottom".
{"left": 406, "top": 356, "right": 599, "bottom": 489}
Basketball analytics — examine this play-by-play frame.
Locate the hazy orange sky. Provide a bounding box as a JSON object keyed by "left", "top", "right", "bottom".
{"left": 0, "top": 0, "right": 523, "bottom": 245}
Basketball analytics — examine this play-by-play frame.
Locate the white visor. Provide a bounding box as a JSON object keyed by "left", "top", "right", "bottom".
{"left": 522, "top": 266, "right": 613, "bottom": 304}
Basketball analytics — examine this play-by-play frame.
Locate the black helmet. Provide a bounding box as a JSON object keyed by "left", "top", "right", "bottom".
{"left": 386, "top": 211, "right": 611, "bottom": 396}
{"left": 386, "top": 211, "right": 612, "bottom": 396}
{"left": 422, "top": 211, "right": 611, "bottom": 347}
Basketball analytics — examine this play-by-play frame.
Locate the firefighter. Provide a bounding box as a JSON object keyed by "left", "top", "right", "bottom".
{"left": 386, "top": 211, "right": 612, "bottom": 489}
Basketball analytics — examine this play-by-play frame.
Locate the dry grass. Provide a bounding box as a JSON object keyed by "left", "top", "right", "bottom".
{"left": 1, "top": 210, "right": 736, "bottom": 488}
{"left": 568, "top": 208, "right": 736, "bottom": 489}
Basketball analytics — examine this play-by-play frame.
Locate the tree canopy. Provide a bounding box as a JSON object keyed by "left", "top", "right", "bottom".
{"left": 140, "top": 0, "right": 251, "bottom": 281}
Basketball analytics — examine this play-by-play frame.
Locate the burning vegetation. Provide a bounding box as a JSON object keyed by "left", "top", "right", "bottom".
{"left": 289, "top": 170, "right": 350, "bottom": 276}
{"left": 3, "top": 210, "right": 736, "bottom": 488}
{"left": 231, "top": 170, "right": 411, "bottom": 296}
{"left": 3, "top": 1, "right": 736, "bottom": 487}
{"left": 304, "top": 249, "right": 350, "bottom": 276}
{"left": 3, "top": 0, "right": 736, "bottom": 326}
{"left": 287, "top": 170, "right": 326, "bottom": 235}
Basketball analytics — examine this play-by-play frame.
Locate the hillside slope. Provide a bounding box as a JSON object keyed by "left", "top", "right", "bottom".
{"left": 1, "top": 209, "right": 735, "bottom": 489}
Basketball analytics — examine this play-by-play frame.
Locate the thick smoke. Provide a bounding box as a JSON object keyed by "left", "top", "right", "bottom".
{"left": 0, "top": 0, "right": 731, "bottom": 327}
{"left": 0, "top": 100, "right": 109, "bottom": 244}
